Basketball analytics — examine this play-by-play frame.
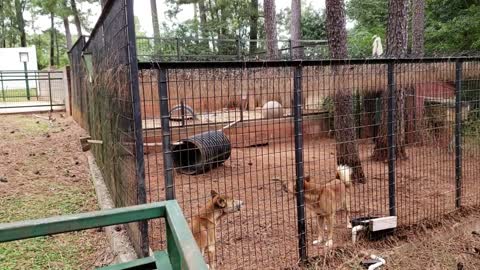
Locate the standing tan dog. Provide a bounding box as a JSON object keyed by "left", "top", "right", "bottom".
{"left": 273, "top": 165, "right": 353, "bottom": 248}
{"left": 190, "top": 190, "right": 244, "bottom": 269}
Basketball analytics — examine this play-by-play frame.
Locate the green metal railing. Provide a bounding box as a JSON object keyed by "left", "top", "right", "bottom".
{"left": 0, "top": 200, "right": 207, "bottom": 270}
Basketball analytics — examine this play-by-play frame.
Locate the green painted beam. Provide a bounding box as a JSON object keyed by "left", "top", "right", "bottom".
{"left": 0, "top": 202, "right": 167, "bottom": 243}
{"left": 96, "top": 255, "right": 157, "bottom": 270}
{"left": 165, "top": 201, "right": 208, "bottom": 270}
{"left": 154, "top": 251, "right": 173, "bottom": 270}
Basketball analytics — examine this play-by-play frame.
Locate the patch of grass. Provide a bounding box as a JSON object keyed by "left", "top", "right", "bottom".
{"left": 1, "top": 89, "right": 39, "bottom": 100}
{"left": 0, "top": 180, "right": 102, "bottom": 270}
{"left": 0, "top": 116, "right": 50, "bottom": 139}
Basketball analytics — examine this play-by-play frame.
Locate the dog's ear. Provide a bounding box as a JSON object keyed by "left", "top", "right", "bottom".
{"left": 335, "top": 171, "right": 340, "bottom": 179}
{"left": 304, "top": 175, "right": 311, "bottom": 182}
{"left": 215, "top": 197, "right": 227, "bottom": 208}
{"left": 211, "top": 190, "right": 218, "bottom": 198}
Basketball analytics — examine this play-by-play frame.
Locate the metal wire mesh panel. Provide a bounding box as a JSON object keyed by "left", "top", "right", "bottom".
{"left": 0, "top": 70, "right": 66, "bottom": 112}
{"left": 138, "top": 58, "right": 480, "bottom": 268}
{"left": 68, "top": 36, "right": 88, "bottom": 129}
{"left": 68, "top": 0, "right": 147, "bottom": 256}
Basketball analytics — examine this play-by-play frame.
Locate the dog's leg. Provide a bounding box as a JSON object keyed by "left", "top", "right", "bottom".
{"left": 313, "top": 215, "right": 325, "bottom": 245}
{"left": 345, "top": 194, "right": 352, "bottom": 229}
{"left": 207, "top": 244, "right": 216, "bottom": 270}
{"left": 325, "top": 214, "right": 335, "bottom": 248}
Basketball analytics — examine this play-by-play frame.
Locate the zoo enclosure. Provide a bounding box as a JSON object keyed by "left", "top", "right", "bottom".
{"left": 67, "top": 0, "right": 480, "bottom": 267}
{"left": 139, "top": 58, "right": 480, "bottom": 268}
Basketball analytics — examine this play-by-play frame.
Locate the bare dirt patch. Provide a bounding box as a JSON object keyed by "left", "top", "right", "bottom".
{"left": 0, "top": 113, "right": 113, "bottom": 269}
{"left": 145, "top": 134, "right": 480, "bottom": 269}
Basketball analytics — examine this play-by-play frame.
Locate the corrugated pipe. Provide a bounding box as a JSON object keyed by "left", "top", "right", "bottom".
{"left": 172, "top": 130, "right": 231, "bottom": 175}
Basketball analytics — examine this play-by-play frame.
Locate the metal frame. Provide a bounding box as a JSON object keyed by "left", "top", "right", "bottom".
{"left": 0, "top": 200, "right": 207, "bottom": 270}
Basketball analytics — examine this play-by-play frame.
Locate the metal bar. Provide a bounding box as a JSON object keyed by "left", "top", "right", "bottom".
{"left": 288, "top": 39, "right": 293, "bottom": 60}
{"left": 138, "top": 56, "right": 480, "bottom": 70}
{"left": 24, "top": 63, "right": 31, "bottom": 100}
{"left": 48, "top": 72, "right": 53, "bottom": 112}
{"left": 387, "top": 62, "right": 396, "bottom": 216}
{"left": 96, "top": 253, "right": 157, "bottom": 270}
{"left": 455, "top": 60, "right": 463, "bottom": 208}
{"left": 176, "top": 38, "right": 181, "bottom": 61}
{"left": 293, "top": 66, "right": 307, "bottom": 262}
{"left": 236, "top": 37, "right": 241, "bottom": 60}
{"left": 158, "top": 68, "right": 175, "bottom": 200}
{"left": 165, "top": 200, "right": 208, "bottom": 270}
{"left": 0, "top": 202, "right": 167, "bottom": 243}
{"left": 1, "top": 71, "right": 5, "bottom": 102}
{"left": 180, "top": 99, "right": 185, "bottom": 127}
{"left": 126, "top": 0, "right": 149, "bottom": 257}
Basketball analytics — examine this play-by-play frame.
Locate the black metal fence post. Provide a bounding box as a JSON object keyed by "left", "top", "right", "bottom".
{"left": 288, "top": 39, "right": 293, "bottom": 60}
{"left": 126, "top": 0, "right": 149, "bottom": 257}
{"left": 236, "top": 37, "right": 241, "bottom": 60}
{"left": 387, "top": 62, "right": 396, "bottom": 216}
{"left": 48, "top": 72, "right": 53, "bottom": 112}
{"left": 455, "top": 60, "right": 463, "bottom": 208}
{"left": 176, "top": 38, "right": 181, "bottom": 61}
{"left": 0, "top": 72, "right": 5, "bottom": 102}
{"left": 293, "top": 65, "right": 307, "bottom": 262}
{"left": 158, "top": 68, "right": 175, "bottom": 200}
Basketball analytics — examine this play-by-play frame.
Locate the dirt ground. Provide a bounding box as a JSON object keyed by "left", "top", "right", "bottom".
{"left": 0, "top": 113, "right": 113, "bottom": 269}
{"left": 145, "top": 134, "right": 480, "bottom": 269}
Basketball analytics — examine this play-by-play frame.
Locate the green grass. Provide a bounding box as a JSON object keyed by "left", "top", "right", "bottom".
{"left": 0, "top": 115, "right": 107, "bottom": 270}
{"left": 1, "top": 89, "right": 39, "bottom": 101}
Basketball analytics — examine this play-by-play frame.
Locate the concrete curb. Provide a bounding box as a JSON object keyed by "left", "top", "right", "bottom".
{"left": 86, "top": 152, "right": 138, "bottom": 264}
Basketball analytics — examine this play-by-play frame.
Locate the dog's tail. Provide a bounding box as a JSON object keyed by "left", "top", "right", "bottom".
{"left": 337, "top": 165, "right": 353, "bottom": 186}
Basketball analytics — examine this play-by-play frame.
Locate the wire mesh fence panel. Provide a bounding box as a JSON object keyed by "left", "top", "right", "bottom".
{"left": 461, "top": 61, "right": 480, "bottom": 208}
{"left": 0, "top": 70, "right": 66, "bottom": 111}
{"left": 136, "top": 58, "right": 480, "bottom": 268}
{"left": 140, "top": 65, "right": 305, "bottom": 268}
{"left": 68, "top": 36, "right": 89, "bottom": 129}
{"left": 136, "top": 37, "right": 329, "bottom": 62}
{"left": 68, "top": 0, "right": 148, "bottom": 256}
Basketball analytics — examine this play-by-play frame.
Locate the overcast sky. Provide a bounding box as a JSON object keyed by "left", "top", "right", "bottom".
{"left": 31, "top": 0, "right": 329, "bottom": 37}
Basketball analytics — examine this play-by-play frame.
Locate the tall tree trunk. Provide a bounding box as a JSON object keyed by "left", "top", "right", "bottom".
{"left": 70, "top": 0, "right": 82, "bottom": 36}
{"left": 249, "top": 0, "right": 259, "bottom": 56}
{"left": 50, "top": 13, "right": 55, "bottom": 67}
{"left": 326, "top": 0, "right": 366, "bottom": 183}
{"left": 290, "top": 0, "right": 303, "bottom": 59}
{"left": 0, "top": 0, "right": 5, "bottom": 48}
{"left": 63, "top": 16, "right": 73, "bottom": 49}
{"left": 193, "top": 3, "right": 199, "bottom": 41}
{"left": 263, "top": 0, "right": 278, "bottom": 59}
{"left": 373, "top": 0, "right": 408, "bottom": 161}
{"left": 198, "top": 0, "right": 208, "bottom": 39}
{"left": 14, "top": 0, "right": 26, "bottom": 47}
{"left": 55, "top": 28, "right": 60, "bottom": 66}
{"left": 150, "top": 0, "right": 160, "bottom": 42}
{"left": 411, "top": 0, "right": 425, "bottom": 57}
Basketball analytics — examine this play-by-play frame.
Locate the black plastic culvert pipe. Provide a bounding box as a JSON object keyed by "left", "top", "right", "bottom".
{"left": 172, "top": 130, "right": 231, "bottom": 175}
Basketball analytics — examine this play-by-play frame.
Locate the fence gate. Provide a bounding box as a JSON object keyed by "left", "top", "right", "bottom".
{"left": 0, "top": 70, "right": 66, "bottom": 113}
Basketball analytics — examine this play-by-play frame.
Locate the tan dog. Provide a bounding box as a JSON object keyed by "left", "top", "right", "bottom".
{"left": 190, "top": 190, "right": 244, "bottom": 269}
{"left": 273, "top": 165, "right": 353, "bottom": 248}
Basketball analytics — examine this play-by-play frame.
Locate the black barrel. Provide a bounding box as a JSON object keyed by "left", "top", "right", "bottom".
{"left": 172, "top": 130, "right": 231, "bottom": 175}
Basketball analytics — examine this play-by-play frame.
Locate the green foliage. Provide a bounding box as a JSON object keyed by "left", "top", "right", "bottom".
{"left": 278, "top": 4, "right": 327, "bottom": 40}
{"left": 425, "top": 3, "right": 480, "bottom": 55}
{"left": 347, "top": 0, "right": 480, "bottom": 56}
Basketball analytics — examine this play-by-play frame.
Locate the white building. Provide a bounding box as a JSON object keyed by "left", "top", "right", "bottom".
{"left": 0, "top": 46, "right": 38, "bottom": 90}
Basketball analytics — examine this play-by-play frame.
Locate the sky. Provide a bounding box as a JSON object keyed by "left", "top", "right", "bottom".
{"left": 31, "top": 0, "right": 330, "bottom": 37}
